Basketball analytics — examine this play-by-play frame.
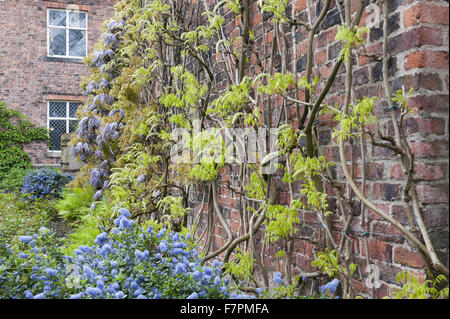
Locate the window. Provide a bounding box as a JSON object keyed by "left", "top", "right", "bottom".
{"left": 47, "top": 9, "right": 87, "bottom": 58}
{"left": 48, "top": 101, "right": 82, "bottom": 151}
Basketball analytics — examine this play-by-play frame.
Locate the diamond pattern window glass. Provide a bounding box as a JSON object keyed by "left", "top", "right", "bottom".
{"left": 49, "top": 10, "right": 66, "bottom": 27}
{"left": 48, "top": 9, "right": 87, "bottom": 58}
{"left": 69, "top": 29, "right": 87, "bottom": 57}
{"left": 68, "top": 11, "right": 87, "bottom": 28}
{"left": 49, "top": 101, "right": 67, "bottom": 117}
{"left": 48, "top": 101, "right": 82, "bottom": 151}
{"left": 49, "top": 28, "right": 67, "bottom": 56}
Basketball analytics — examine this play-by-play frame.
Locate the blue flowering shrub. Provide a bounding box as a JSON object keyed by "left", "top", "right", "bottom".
{"left": 0, "top": 209, "right": 249, "bottom": 299}
{"left": 21, "top": 167, "right": 74, "bottom": 199}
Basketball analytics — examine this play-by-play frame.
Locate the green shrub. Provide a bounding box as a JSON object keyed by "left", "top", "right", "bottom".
{"left": 0, "top": 167, "right": 32, "bottom": 193}
{"left": 56, "top": 186, "right": 95, "bottom": 222}
{"left": 61, "top": 214, "right": 102, "bottom": 254}
{"left": 0, "top": 193, "right": 56, "bottom": 246}
{"left": 0, "top": 102, "right": 48, "bottom": 180}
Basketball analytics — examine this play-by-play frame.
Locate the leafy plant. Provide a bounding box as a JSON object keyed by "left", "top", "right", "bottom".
{"left": 387, "top": 271, "right": 449, "bottom": 299}
{"left": 312, "top": 249, "right": 357, "bottom": 278}
{"left": 0, "top": 167, "right": 32, "bottom": 193}
{"left": 56, "top": 186, "right": 95, "bottom": 222}
{"left": 0, "top": 193, "right": 56, "bottom": 246}
{"left": 0, "top": 102, "right": 48, "bottom": 180}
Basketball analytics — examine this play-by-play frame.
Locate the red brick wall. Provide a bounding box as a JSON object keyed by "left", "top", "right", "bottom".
{"left": 1, "top": 0, "right": 448, "bottom": 298}
{"left": 187, "top": 0, "right": 449, "bottom": 297}
{"left": 0, "top": 0, "right": 116, "bottom": 165}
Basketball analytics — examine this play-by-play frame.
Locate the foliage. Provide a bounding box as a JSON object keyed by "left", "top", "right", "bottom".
{"left": 386, "top": 271, "right": 449, "bottom": 299}
{"left": 0, "top": 167, "right": 32, "bottom": 193}
{"left": 56, "top": 186, "right": 95, "bottom": 222}
{"left": 0, "top": 102, "right": 48, "bottom": 180}
{"left": 224, "top": 247, "right": 254, "bottom": 284}
{"left": 0, "top": 193, "right": 56, "bottom": 247}
{"left": 0, "top": 209, "right": 249, "bottom": 299}
{"left": 21, "top": 167, "right": 74, "bottom": 200}
{"left": 335, "top": 25, "right": 369, "bottom": 63}
{"left": 312, "top": 249, "right": 357, "bottom": 278}
{"left": 62, "top": 0, "right": 448, "bottom": 299}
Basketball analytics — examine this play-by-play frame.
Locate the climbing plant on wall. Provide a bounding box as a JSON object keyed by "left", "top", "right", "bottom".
{"left": 0, "top": 102, "right": 48, "bottom": 181}
{"left": 69, "top": 0, "right": 448, "bottom": 299}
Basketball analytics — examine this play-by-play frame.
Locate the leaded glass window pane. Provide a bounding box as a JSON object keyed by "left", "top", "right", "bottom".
{"left": 49, "top": 10, "right": 66, "bottom": 27}
{"left": 69, "top": 102, "right": 81, "bottom": 118}
{"left": 69, "top": 30, "right": 86, "bottom": 57}
{"left": 49, "top": 27, "right": 66, "bottom": 56}
{"left": 49, "top": 120, "right": 67, "bottom": 151}
{"left": 68, "top": 11, "right": 87, "bottom": 28}
{"left": 49, "top": 102, "right": 67, "bottom": 117}
{"left": 47, "top": 9, "right": 87, "bottom": 58}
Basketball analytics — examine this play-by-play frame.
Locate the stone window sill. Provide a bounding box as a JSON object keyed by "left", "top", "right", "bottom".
{"left": 44, "top": 56, "right": 85, "bottom": 64}
{"left": 45, "top": 151, "right": 61, "bottom": 158}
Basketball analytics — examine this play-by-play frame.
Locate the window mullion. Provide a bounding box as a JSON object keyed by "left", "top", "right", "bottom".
{"left": 66, "top": 102, "right": 70, "bottom": 134}
{"left": 66, "top": 26, "right": 69, "bottom": 58}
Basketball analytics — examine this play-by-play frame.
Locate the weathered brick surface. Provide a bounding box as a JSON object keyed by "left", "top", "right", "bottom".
{"left": 1, "top": 0, "right": 448, "bottom": 298}
{"left": 0, "top": 0, "right": 115, "bottom": 164}
{"left": 190, "top": 0, "right": 449, "bottom": 298}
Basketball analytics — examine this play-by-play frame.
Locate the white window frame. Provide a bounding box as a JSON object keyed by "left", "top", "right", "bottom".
{"left": 47, "top": 8, "right": 88, "bottom": 58}
{"left": 47, "top": 101, "right": 81, "bottom": 152}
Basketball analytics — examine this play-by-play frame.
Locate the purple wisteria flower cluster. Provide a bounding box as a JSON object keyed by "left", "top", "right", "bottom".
{"left": 73, "top": 19, "right": 127, "bottom": 198}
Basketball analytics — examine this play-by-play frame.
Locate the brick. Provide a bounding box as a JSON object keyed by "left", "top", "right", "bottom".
{"left": 361, "top": 239, "right": 392, "bottom": 262}
{"left": 371, "top": 183, "right": 400, "bottom": 201}
{"left": 410, "top": 140, "right": 448, "bottom": 158}
{"left": 372, "top": 221, "right": 405, "bottom": 243}
{"left": 422, "top": 205, "right": 449, "bottom": 228}
{"left": 366, "top": 203, "right": 389, "bottom": 221}
{"left": 392, "top": 72, "right": 443, "bottom": 92}
{"left": 314, "top": 48, "right": 327, "bottom": 65}
{"left": 353, "top": 66, "right": 369, "bottom": 86}
{"left": 393, "top": 246, "right": 425, "bottom": 268}
{"left": 295, "top": 0, "right": 307, "bottom": 12}
{"left": 391, "top": 205, "right": 410, "bottom": 226}
{"left": 415, "top": 184, "right": 449, "bottom": 204}
{"left": 408, "top": 94, "right": 449, "bottom": 113}
{"left": 388, "top": 26, "right": 443, "bottom": 55}
{"left": 414, "top": 162, "right": 446, "bottom": 181}
{"left": 403, "top": 3, "right": 449, "bottom": 28}
{"left": 405, "top": 50, "right": 449, "bottom": 70}
{"left": 389, "top": 163, "right": 405, "bottom": 180}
